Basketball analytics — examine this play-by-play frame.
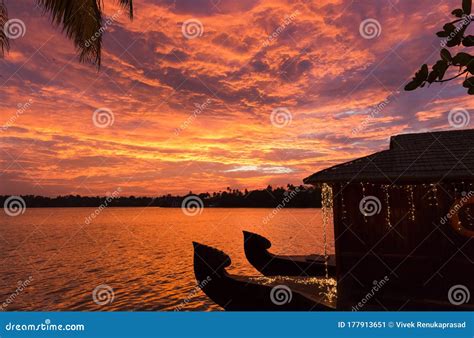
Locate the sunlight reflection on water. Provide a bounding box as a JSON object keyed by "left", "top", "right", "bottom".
{"left": 0, "top": 208, "right": 334, "bottom": 311}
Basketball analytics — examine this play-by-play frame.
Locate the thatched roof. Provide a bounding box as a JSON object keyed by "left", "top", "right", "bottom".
{"left": 303, "top": 129, "right": 474, "bottom": 185}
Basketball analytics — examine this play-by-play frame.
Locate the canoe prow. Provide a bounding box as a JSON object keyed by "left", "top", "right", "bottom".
{"left": 243, "top": 231, "right": 336, "bottom": 277}
{"left": 243, "top": 230, "right": 272, "bottom": 249}
{"left": 193, "top": 241, "right": 231, "bottom": 277}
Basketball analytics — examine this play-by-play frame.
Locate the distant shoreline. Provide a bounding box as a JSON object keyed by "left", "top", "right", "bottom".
{"left": 10, "top": 206, "right": 322, "bottom": 209}
{"left": 0, "top": 185, "right": 323, "bottom": 209}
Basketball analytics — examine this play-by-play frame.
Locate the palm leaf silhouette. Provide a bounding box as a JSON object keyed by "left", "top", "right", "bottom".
{"left": 0, "top": 1, "right": 9, "bottom": 57}
{"left": 0, "top": 0, "right": 134, "bottom": 67}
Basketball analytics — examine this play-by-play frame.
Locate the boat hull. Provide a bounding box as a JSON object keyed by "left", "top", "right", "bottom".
{"left": 243, "top": 231, "right": 336, "bottom": 277}
{"left": 193, "top": 242, "right": 335, "bottom": 311}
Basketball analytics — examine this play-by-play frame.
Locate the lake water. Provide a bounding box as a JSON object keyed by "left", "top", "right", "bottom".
{"left": 0, "top": 208, "right": 334, "bottom": 311}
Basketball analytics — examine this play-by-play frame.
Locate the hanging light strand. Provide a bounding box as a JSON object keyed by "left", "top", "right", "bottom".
{"left": 407, "top": 185, "right": 416, "bottom": 221}
{"left": 382, "top": 185, "right": 392, "bottom": 227}
{"left": 321, "top": 183, "right": 333, "bottom": 279}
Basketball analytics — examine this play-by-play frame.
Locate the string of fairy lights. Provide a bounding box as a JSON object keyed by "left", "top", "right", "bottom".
{"left": 320, "top": 181, "right": 473, "bottom": 250}
{"left": 321, "top": 183, "right": 333, "bottom": 280}
{"left": 317, "top": 181, "right": 473, "bottom": 287}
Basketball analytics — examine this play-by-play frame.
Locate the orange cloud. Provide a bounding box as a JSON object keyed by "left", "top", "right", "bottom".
{"left": 0, "top": 0, "right": 471, "bottom": 196}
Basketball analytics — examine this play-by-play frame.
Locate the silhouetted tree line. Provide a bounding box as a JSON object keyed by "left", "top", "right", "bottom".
{"left": 0, "top": 185, "right": 322, "bottom": 208}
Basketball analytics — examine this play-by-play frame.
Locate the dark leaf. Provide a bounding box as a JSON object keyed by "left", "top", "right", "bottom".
{"left": 452, "top": 8, "right": 464, "bottom": 17}
{"left": 436, "top": 30, "right": 449, "bottom": 37}
{"left": 463, "top": 0, "right": 472, "bottom": 15}
{"left": 433, "top": 60, "right": 449, "bottom": 80}
{"left": 419, "top": 64, "right": 429, "bottom": 80}
{"left": 440, "top": 48, "right": 452, "bottom": 62}
{"left": 463, "top": 35, "right": 474, "bottom": 46}
{"left": 427, "top": 71, "right": 438, "bottom": 84}
{"left": 469, "top": 86, "right": 474, "bottom": 94}
{"left": 446, "top": 38, "right": 460, "bottom": 47}
{"left": 462, "top": 77, "right": 474, "bottom": 88}
{"left": 446, "top": 26, "right": 467, "bottom": 47}
{"left": 404, "top": 80, "right": 420, "bottom": 91}
{"left": 467, "top": 62, "right": 474, "bottom": 74}
{"left": 452, "top": 52, "right": 473, "bottom": 66}
{"left": 443, "top": 23, "right": 456, "bottom": 32}
{"left": 405, "top": 64, "right": 428, "bottom": 91}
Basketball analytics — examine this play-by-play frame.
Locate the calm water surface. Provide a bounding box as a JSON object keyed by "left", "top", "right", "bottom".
{"left": 0, "top": 208, "right": 334, "bottom": 311}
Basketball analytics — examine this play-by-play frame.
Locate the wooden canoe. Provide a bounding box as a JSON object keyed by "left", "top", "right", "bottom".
{"left": 193, "top": 241, "right": 335, "bottom": 311}
{"left": 243, "top": 231, "right": 336, "bottom": 277}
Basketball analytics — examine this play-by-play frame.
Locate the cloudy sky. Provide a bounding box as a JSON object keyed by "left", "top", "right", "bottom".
{"left": 0, "top": 0, "right": 472, "bottom": 196}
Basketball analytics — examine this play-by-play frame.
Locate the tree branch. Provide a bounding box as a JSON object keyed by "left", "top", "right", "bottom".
{"left": 433, "top": 69, "right": 468, "bottom": 83}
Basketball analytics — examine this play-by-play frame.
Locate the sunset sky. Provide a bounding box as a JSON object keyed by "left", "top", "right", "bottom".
{"left": 0, "top": 0, "right": 472, "bottom": 196}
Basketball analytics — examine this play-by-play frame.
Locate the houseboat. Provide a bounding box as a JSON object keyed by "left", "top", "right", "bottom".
{"left": 194, "top": 129, "right": 474, "bottom": 310}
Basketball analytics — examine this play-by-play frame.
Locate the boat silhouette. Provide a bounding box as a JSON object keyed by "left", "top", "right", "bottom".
{"left": 193, "top": 242, "right": 334, "bottom": 311}
{"left": 243, "top": 231, "right": 336, "bottom": 277}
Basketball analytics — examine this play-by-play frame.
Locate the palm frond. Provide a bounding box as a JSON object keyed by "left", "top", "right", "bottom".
{"left": 3, "top": 0, "right": 133, "bottom": 67}
{"left": 117, "top": 0, "right": 133, "bottom": 19}
{"left": 0, "top": 1, "right": 9, "bottom": 58}
{"left": 37, "top": 0, "right": 103, "bottom": 67}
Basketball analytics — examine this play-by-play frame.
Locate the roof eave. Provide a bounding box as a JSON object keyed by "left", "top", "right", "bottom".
{"left": 304, "top": 175, "right": 474, "bottom": 186}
